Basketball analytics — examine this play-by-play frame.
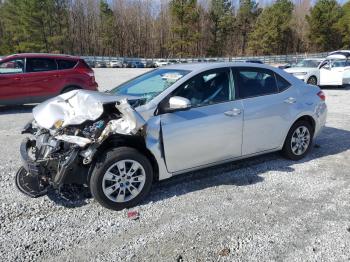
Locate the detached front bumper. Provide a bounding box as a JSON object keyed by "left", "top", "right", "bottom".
{"left": 20, "top": 138, "right": 43, "bottom": 177}
{"left": 17, "top": 138, "right": 88, "bottom": 198}
{"left": 17, "top": 138, "right": 50, "bottom": 197}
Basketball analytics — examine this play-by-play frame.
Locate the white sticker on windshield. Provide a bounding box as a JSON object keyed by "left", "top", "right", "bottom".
{"left": 161, "top": 73, "right": 183, "bottom": 82}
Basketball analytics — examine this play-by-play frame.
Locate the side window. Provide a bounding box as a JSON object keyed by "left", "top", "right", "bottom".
{"left": 26, "top": 58, "right": 57, "bottom": 73}
{"left": 236, "top": 68, "right": 278, "bottom": 99}
{"left": 332, "top": 60, "right": 347, "bottom": 68}
{"left": 173, "top": 69, "right": 232, "bottom": 107}
{"left": 0, "top": 59, "right": 24, "bottom": 74}
{"left": 57, "top": 59, "right": 77, "bottom": 70}
{"left": 275, "top": 73, "right": 291, "bottom": 92}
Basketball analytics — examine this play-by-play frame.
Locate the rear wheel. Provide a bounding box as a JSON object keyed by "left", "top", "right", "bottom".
{"left": 90, "top": 147, "right": 153, "bottom": 211}
{"left": 282, "top": 121, "right": 313, "bottom": 160}
{"left": 307, "top": 76, "right": 317, "bottom": 85}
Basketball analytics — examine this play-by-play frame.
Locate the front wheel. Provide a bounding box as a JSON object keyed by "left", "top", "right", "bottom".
{"left": 90, "top": 147, "right": 153, "bottom": 211}
{"left": 282, "top": 121, "right": 314, "bottom": 160}
{"left": 307, "top": 76, "right": 317, "bottom": 85}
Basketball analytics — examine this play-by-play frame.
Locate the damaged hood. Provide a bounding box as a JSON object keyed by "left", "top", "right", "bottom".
{"left": 33, "top": 90, "right": 145, "bottom": 132}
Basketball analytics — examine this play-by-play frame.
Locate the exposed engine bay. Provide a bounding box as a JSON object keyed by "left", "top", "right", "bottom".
{"left": 16, "top": 90, "right": 146, "bottom": 197}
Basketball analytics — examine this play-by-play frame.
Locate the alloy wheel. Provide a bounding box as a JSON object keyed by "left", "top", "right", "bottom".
{"left": 290, "top": 126, "right": 311, "bottom": 156}
{"left": 102, "top": 159, "right": 146, "bottom": 203}
{"left": 307, "top": 77, "right": 317, "bottom": 85}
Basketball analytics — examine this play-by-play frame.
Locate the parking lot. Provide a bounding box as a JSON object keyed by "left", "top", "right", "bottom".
{"left": 0, "top": 68, "right": 349, "bottom": 261}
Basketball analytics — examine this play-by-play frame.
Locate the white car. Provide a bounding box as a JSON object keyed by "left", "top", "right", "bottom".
{"left": 109, "top": 60, "right": 123, "bottom": 68}
{"left": 318, "top": 51, "right": 350, "bottom": 87}
{"left": 284, "top": 58, "right": 323, "bottom": 85}
{"left": 285, "top": 51, "right": 350, "bottom": 87}
{"left": 154, "top": 59, "right": 170, "bottom": 67}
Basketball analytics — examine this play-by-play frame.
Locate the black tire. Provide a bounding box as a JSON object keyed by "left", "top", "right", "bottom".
{"left": 90, "top": 147, "right": 153, "bottom": 211}
{"left": 307, "top": 76, "right": 317, "bottom": 85}
{"left": 61, "top": 86, "right": 80, "bottom": 94}
{"left": 282, "top": 120, "right": 314, "bottom": 160}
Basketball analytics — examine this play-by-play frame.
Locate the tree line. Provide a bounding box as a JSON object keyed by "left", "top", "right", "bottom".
{"left": 0, "top": 0, "right": 349, "bottom": 58}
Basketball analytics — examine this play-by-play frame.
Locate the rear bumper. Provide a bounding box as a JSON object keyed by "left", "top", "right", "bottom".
{"left": 314, "top": 102, "right": 327, "bottom": 138}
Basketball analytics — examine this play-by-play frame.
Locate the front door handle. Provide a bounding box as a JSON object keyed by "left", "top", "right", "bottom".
{"left": 224, "top": 108, "right": 241, "bottom": 117}
{"left": 284, "top": 97, "right": 296, "bottom": 104}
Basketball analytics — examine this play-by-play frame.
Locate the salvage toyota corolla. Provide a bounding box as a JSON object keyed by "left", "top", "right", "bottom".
{"left": 16, "top": 63, "right": 327, "bottom": 210}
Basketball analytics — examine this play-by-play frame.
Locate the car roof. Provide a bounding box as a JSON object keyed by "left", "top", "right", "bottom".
{"left": 162, "top": 62, "right": 276, "bottom": 72}
{"left": 302, "top": 58, "right": 324, "bottom": 61}
{"left": 3, "top": 53, "right": 80, "bottom": 60}
{"left": 327, "top": 50, "right": 350, "bottom": 59}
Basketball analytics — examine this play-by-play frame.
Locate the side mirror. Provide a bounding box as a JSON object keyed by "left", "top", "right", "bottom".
{"left": 322, "top": 64, "right": 331, "bottom": 70}
{"left": 157, "top": 96, "right": 192, "bottom": 115}
{"left": 169, "top": 96, "right": 191, "bottom": 110}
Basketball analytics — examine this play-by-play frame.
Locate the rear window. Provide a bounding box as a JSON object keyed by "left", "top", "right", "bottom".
{"left": 57, "top": 59, "right": 77, "bottom": 70}
{"left": 26, "top": 58, "right": 57, "bottom": 72}
{"left": 80, "top": 60, "right": 92, "bottom": 69}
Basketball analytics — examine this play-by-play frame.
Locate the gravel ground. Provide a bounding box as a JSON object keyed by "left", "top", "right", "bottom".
{"left": 0, "top": 69, "right": 349, "bottom": 261}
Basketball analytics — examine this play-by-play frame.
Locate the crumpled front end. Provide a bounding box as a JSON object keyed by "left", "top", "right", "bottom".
{"left": 16, "top": 90, "right": 146, "bottom": 198}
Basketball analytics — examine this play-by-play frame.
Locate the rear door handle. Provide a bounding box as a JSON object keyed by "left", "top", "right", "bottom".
{"left": 14, "top": 77, "right": 22, "bottom": 81}
{"left": 224, "top": 108, "right": 241, "bottom": 117}
{"left": 284, "top": 97, "right": 296, "bottom": 104}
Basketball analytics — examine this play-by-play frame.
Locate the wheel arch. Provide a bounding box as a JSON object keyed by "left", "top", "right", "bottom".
{"left": 284, "top": 114, "right": 316, "bottom": 144}
{"left": 293, "top": 115, "right": 316, "bottom": 134}
{"left": 88, "top": 134, "right": 159, "bottom": 183}
{"left": 60, "top": 85, "right": 82, "bottom": 94}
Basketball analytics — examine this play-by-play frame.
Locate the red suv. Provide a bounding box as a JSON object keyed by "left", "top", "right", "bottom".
{"left": 0, "top": 53, "right": 98, "bottom": 105}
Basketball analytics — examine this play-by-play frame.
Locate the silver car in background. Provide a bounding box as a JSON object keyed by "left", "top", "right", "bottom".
{"left": 17, "top": 63, "right": 327, "bottom": 210}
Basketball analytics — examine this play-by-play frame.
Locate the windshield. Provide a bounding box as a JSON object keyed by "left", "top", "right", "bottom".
{"left": 295, "top": 59, "right": 321, "bottom": 68}
{"left": 110, "top": 69, "right": 190, "bottom": 105}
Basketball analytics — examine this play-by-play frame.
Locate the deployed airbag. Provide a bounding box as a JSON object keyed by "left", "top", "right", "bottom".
{"left": 33, "top": 90, "right": 119, "bottom": 129}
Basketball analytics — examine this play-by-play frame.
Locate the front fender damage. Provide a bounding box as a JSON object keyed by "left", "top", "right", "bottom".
{"left": 16, "top": 90, "right": 147, "bottom": 198}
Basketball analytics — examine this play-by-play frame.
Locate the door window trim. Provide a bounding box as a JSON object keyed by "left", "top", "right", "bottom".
{"left": 157, "top": 67, "right": 236, "bottom": 115}
{"left": 232, "top": 66, "right": 291, "bottom": 100}
{"left": 0, "top": 58, "right": 25, "bottom": 75}
{"left": 24, "top": 57, "right": 58, "bottom": 73}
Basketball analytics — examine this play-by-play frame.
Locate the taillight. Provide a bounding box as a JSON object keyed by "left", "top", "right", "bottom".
{"left": 317, "top": 91, "right": 326, "bottom": 101}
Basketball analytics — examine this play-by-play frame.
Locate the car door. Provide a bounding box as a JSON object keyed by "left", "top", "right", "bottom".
{"left": 234, "top": 67, "right": 297, "bottom": 156}
{"left": 159, "top": 68, "right": 243, "bottom": 173}
{"left": 21, "top": 57, "right": 60, "bottom": 102}
{"left": 319, "top": 60, "right": 343, "bottom": 86}
{"left": 0, "top": 58, "right": 26, "bottom": 104}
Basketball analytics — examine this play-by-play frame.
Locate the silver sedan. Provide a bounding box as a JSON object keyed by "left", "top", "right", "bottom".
{"left": 17, "top": 62, "right": 327, "bottom": 210}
